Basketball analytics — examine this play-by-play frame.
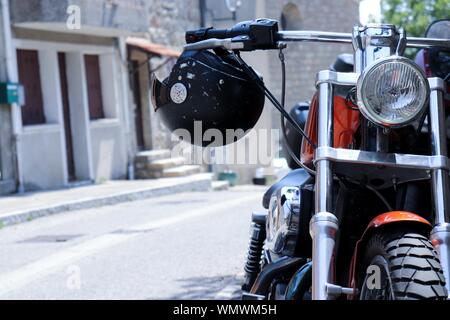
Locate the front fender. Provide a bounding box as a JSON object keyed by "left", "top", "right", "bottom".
{"left": 347, "top": 211, "right": 431, "bottom": 299}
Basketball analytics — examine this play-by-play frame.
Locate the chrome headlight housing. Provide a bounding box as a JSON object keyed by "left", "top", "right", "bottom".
{"left": 266, "top": 186, "right": 301, "bottom": 257}
{"left": 357, "top": 56, "right": 430, "bottom": 127}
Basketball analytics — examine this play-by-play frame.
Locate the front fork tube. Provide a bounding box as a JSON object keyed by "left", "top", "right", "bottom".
{"left": 428, "top": 78, "right": 450, "bottom": 298}
{"left": 310, "top": 82, "right": 339, "bottom": 300}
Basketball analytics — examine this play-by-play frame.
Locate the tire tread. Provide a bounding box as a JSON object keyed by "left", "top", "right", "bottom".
{"left": 362, "top": 230, "right": 447, "bottom": 300}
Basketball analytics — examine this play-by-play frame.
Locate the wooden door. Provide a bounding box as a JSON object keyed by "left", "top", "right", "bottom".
{"left": 58, "top": 52, "right": 76, "bottom": 181}
{"left": 132, "top": 61, "right": 145, "bottom": 149}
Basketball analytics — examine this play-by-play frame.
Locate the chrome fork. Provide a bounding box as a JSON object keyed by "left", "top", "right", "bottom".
{"left": 310, "top": 70, "right": 361, "bottom": 300}
{"left": 310, "top": 81, "right": 338, "bottom": 300}
{"left": 428, "top": 78, "right": 450, "bottom": 297}
{"left": 310, "top": 24, "right": 415, "bottom": 300}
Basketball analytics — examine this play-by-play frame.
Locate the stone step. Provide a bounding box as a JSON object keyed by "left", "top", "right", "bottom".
{"left": 134, "top": 169, "right": 163, "bottom": 179}
{"left": 144, "top": 157, "right": 186, "bottom": 171}
{"left": 212, "top": 180, "right": 230, "bottom": 191}
{"left": 135, "top": 149, "right": 171, "bottom": 163}
{"left": 162, "top": 165, "right": 202, "bottom": 178}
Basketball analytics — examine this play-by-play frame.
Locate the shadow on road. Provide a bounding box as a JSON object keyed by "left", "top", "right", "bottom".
{"left": 159, "top": 274, "right": 243, "bottom": 300}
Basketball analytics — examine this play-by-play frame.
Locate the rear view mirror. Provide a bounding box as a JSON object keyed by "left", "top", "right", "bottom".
{"left": 426, "top": 19, "right": 450, "bottom": 39}
{"left": 425, "top": 20, "right": 450, "bottom": 80}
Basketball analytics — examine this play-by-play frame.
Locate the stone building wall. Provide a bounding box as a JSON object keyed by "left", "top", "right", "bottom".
{"left": 202, "top": 0, "right": 360, "bottom": 183}
{"left": 147, "top": 0, "right": 201, "bottom": 150}
{"left": 264, "top": 0, "right": 360, "bottom": 129}
{"left": 146, "top": 0, "right": 360, "bottom": 156}
{"left": 147, "top": 0, "right": 200, "bottom": 48}
{"left": 0, "top": 2, "right": 19, "bottom": 195}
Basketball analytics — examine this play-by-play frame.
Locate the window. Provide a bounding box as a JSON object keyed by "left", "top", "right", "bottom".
{"left": 84, "top": 54, "right": 105, "bottom": 120}
{"left": 281, "top": 3, "right": 302, "bottom": 31}
{"left": 17, "top": 49, "right": 46, "bottom": 125}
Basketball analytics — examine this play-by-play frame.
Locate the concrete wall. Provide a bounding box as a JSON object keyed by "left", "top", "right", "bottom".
{"left": 12, "top": 33, "right": 129, "bottom": 191}
{"left": 0, "top": 105, "right": 17, "bottom": 194}
{"left": 20, "top": 125, "right": 66, "bottom": 190}
{"left": 10, "top": 0, "right": 149, "bottom": 34}
{"left": 0, "top": 1, "right": 18, "bottom": 194}
{"left": 65, "top": 51, "right": 94, "bottom": 182}
{"left": 90, "top": 120, "right": 127, "bottom": 182}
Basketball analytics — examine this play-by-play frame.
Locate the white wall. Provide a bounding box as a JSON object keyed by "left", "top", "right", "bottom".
{"left": 20, "top": 125, "right": 66, "bottom": 190}
{"left": 13, "top": 37, "right": 129, "bottom": 190}
{"left": 65, "top": 51, "right": 94, "bottom": 182}
{"left": 90, "top": 120, "right": 127, "bottom": 182}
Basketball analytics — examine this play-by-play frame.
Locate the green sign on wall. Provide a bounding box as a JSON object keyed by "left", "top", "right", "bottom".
{"left": 0, "top": 82, "right": 25, "bottom": 105}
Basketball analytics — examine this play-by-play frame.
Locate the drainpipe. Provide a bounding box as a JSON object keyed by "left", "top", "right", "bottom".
{"left": 199, "top": 0, "right": 206, "bottom": 27}
{"left": 1, "top": 0, "right": 25, "bottom": 193}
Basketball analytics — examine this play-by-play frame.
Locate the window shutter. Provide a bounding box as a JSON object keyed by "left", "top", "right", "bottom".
{"left": 17, "top": 49, "right": 46, "bottom": 125}
{"left": 84, "top": 54, "right": 105, "bottom": 120}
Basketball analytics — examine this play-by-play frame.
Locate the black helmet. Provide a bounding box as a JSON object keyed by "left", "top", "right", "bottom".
{"left": 151, "top": 50, "right": 265, "bottom": 147}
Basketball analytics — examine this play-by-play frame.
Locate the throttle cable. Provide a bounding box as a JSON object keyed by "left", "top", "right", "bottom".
{"left": 277, "top": 45, "right": 316, "bottom": 175}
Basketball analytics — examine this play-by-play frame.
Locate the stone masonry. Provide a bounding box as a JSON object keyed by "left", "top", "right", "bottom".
{"left": 264, "top": 0, "right": 360, "bottom": 129}
{"left": 147, "top": 0, "right": 201, "bottom": 150}
{"left": 201, "top": 0, "right": 360, "bottom": 183}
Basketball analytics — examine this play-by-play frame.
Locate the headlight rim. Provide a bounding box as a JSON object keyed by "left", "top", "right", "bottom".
{"left": 357, "top": 55, "right": 430, "bottom": 128}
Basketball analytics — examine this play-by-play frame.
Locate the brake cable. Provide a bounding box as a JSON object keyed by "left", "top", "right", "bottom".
{"left": 336, "top": 174, "right": 393, "bottom": 212}
{"left": 444, "top": 73, "right": 450, "bottom": 82}
{"left": 278, "top": 45, "right": 316, "bottom": 175}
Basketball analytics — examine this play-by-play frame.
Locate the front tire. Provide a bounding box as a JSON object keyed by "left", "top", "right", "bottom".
{"left": 358, "top": 229, "right": 447, "bottom": 300}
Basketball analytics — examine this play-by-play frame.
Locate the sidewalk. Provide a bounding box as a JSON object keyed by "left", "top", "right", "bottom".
{"left": 0, "top": 173, "right": 213, "bottom": 227}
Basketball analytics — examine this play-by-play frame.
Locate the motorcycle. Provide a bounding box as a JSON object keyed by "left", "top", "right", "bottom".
{"left": 152, "top": 19, "right": 450, "bottom": 300}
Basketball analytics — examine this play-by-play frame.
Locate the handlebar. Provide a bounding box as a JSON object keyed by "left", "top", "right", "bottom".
{"left": 278, "top": 31, "right": 450, "bottom": 49}
{"left": 185, "top": 19, "right": 280, "bottom": 51}
{"left": 186, "top": 26, "right": 247, "bottom": 43}
{"left": 184, "top": 19, "right": 450, "bottom": 51}
{"left": 277, "top": 31, "right": 352, "bottom": 44}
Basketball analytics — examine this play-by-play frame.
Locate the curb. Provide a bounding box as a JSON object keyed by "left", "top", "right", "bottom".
{"left": 0, "top": 174, "right": 212, "bottom": 228}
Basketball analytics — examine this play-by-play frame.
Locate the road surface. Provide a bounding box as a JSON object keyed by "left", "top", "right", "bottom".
{"left": 0, "top": 186, "right": 266, "bottom": 299}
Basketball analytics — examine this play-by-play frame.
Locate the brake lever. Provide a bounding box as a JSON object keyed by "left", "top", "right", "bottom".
{"left": 183, "top": 38, "right": 245, "bottom": 51}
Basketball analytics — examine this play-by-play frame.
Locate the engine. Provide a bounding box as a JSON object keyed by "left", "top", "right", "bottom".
{"left": 265, "top": 185, "right": 313, "bottom": 260}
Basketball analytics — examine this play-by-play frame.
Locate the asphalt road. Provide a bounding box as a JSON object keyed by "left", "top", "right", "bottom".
{"left": 0, "top": 186, "right": 266, "bottom": 300}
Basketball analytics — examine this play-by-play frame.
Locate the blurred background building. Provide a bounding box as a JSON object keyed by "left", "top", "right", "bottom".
{"left": 0, "top": 0, "right": 361, "bottom": 193}
{"left": 201, "top": 0, "right": 360, "bottom": 183}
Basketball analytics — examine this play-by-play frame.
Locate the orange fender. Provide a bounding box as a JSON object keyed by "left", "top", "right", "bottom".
{"left": 347, "top": 211, "right": 431, "bottom": 299}
{"left": 366, "top": 211, "right": 430, "bottom": 229}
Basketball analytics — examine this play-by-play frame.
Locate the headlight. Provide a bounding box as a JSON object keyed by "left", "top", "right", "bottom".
{"left": 357, "top": 56, "right": 430, "bottom": 127}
